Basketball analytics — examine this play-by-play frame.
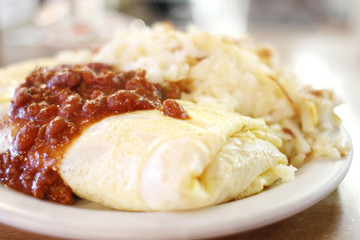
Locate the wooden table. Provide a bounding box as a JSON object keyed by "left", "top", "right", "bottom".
{"left": 1, "top": 25, "right": 359, "bottom": 240}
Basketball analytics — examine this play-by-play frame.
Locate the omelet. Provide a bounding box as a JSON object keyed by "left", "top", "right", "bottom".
{"left": 60, "top": 100, "right": 295, "bottom": 211}
{"left": 0, "top": 59, "right": 295, "bottom": 211}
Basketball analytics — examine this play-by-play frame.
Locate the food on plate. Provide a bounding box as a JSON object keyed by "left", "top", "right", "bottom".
{"left": 61, "top": 100, "right": 295, "bottom": 211}
{"left": 57, "top": 22, "right": 349, "bottom": 167}
{"left": 0, "top": 60, "right": 295, "bottom": 210}
{"left": 0, "top": 22, "right": 349, "bottom": 211}
{"left": 0, "top": 61, "right": 189, "bottom": 204}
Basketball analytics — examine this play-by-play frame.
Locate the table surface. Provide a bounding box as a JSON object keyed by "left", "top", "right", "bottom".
{"left": 0, "top": 25, "right": 359, "bottom": 240}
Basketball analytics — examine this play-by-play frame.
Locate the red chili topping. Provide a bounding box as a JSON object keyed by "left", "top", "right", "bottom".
{"left": 162, "top": 99, "right": 190, "bottom": 119}
{"left": 0, "top": 63, "right": 189, "bottom": 204}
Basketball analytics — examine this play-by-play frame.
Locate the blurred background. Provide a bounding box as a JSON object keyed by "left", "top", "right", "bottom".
{"left": 0, "top": 0, "right": 358, "bottom": 64}
{"left": 0, "top": 0, "right": 359, "bottom": 122}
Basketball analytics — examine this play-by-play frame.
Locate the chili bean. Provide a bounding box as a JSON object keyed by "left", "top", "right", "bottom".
{"left": 107, "top": 90, "right": 139, "bottom": 112}
{"left": 162, "top": 99, "right": 189, "bottom": 120}
{"left": 48, "top": 70, "right": 81, "bottom": 88}
{"left": 95, "top": 70, "right": 118, "bottom": 87}
{"left": 59, "top": 94, "right": 83, "bottom": 117}
{"left": 36, "top": 104, "right": 58, "bottom": 121}
{"left": 90, "top": 90, "right": 104, "bottom": 99}
{"left": 14, "top": 121, "right": 39, "bottom": 151}
{"left": 80, "top": 67, "right": 96, "bottom": 85}
{"left": 46, "top": 116, "right": 67, "bottom": 137}
{"left": 83, "top": 95, "right": 106, "bottom": 115}
{"left": 13, "top": 87, "right": 30, "bottom": 107}
{"left": 125, "top": 71, "right": 150, "bottom": 91}
{"left": 27, "top": 103, "right": 41, "bottom": 118}
{"left": 55, "top": 88, "right": 72, "bottom": 103}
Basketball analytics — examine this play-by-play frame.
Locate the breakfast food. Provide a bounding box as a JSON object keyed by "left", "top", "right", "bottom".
{"left": 0, "top": 59, "right": 295, "bottom": 210}
{"left": 58, "top": 22, "right": 349, "bottom": 167}
{"left": 60, "top": 100, "right": 294, "bottom": 211}
{"left": 0, "top": 22, "right": 349, "bottom": 211}
{"left": 0, "top": 61, "right": 190, "bottom": 204}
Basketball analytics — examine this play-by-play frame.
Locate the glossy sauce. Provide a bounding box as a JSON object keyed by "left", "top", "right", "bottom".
{"left": 0, "top": 63, "right": 189, "bottom": 204}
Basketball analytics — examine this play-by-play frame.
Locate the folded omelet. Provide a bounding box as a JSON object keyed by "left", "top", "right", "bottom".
{"left": 0, "top": 59, "right": 295, "bottom": 211}
{"left": 60, "top": 100, "right": 295, "bottom": 211}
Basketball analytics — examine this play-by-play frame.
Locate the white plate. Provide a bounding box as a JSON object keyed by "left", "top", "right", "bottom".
{"left": 0, "top": 133, "right": 352, "bottom": 240}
